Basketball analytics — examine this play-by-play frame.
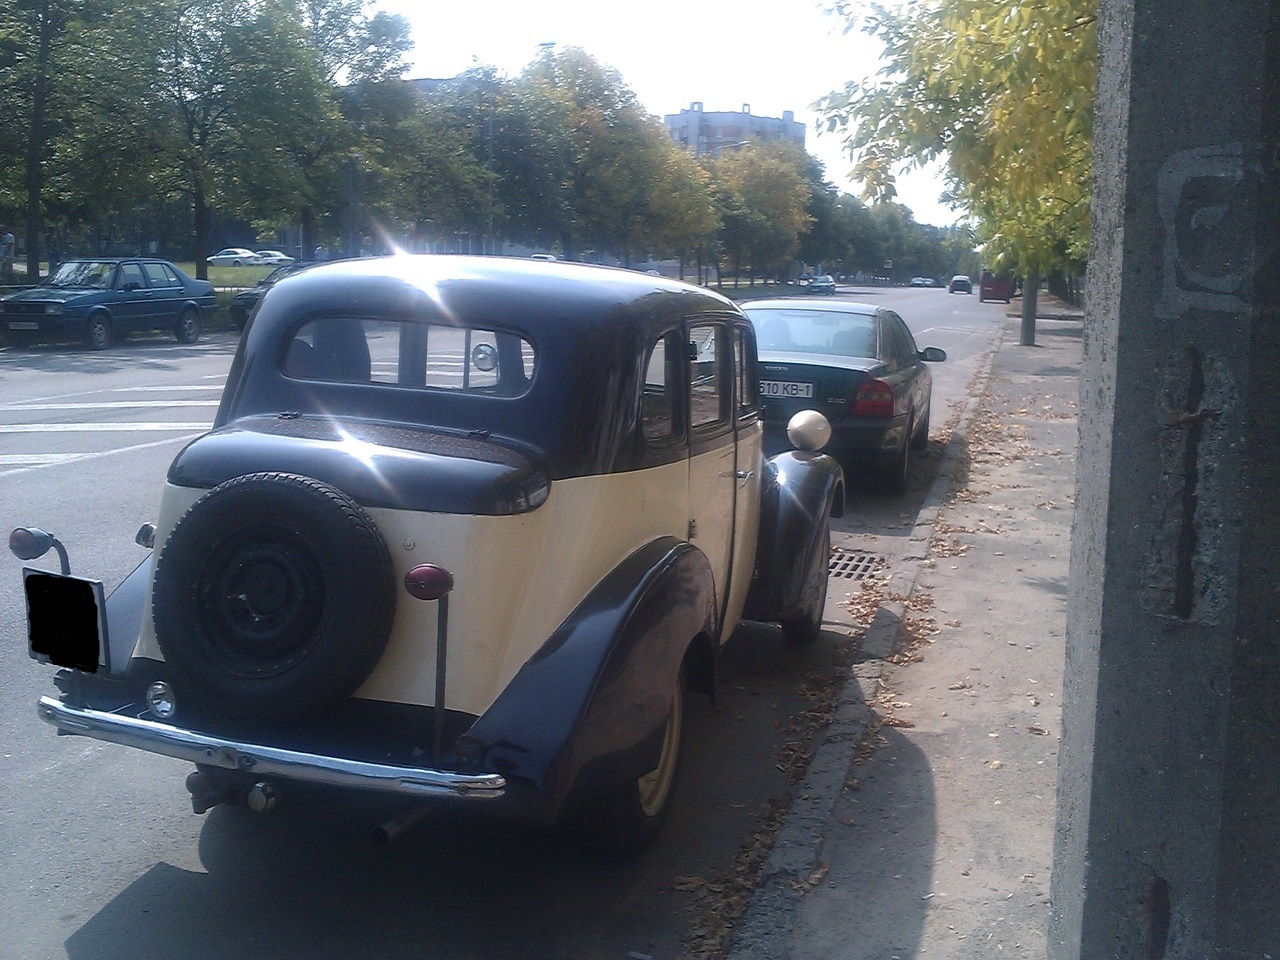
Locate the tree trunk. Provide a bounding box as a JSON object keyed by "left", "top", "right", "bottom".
{"left": 194, "top": 188, "right": 211, "bottom": 281}
{"left": 1021, "top": 267, "right": 1041, "bottom": 346}
{"left": 24, "top": 0, "right": 54, "bottom": 280}
{"left": 300, "top": 207, "right": 314, "bottom": 260}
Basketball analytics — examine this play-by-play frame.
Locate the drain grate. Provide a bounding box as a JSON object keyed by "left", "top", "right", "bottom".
{"left": 829, "top": 547, "right": 884, "bottom": 580}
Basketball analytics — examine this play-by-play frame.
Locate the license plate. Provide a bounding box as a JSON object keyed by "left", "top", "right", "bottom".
{"left": 8, "top": 321, "right": 39, "bottom": 330}
{"left": 759, "top": 380, "right": 814, "bottom": 399}
{"left": 23, "top": 569, "right": 109, "bottom": 673}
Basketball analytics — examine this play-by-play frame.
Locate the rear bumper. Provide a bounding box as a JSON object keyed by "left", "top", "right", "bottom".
{"left": 37, "top": 695, "right": 507, "bottom": 801}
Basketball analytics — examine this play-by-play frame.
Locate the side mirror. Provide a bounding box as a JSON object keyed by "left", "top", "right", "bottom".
{"left": 920, "top": 347, "right": 947, "bottom": 362}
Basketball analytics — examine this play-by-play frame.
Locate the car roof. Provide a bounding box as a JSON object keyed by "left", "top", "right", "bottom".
{"left": 253, "top": 255, "right": 741, "bottom": 341}
{"left": 742, "top": 298, "right": 878, "bottom": 316}
{"left": 57, "top": 257, "right": 175, "bottom": 265}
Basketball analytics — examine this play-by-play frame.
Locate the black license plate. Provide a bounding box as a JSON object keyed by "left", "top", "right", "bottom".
{"left": 24, "top": 569, "right": 109, "bottom": 673}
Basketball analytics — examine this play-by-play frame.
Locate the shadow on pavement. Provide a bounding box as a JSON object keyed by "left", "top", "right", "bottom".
{"left": 791, "top": 729, "right": 936, "bottom": 960}
{"left": 63, "top": 623, "right": 841, "bottom": 960}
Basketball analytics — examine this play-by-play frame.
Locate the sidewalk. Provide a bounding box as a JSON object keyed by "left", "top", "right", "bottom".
{"left": 729, "top": 307, "right": 1083, "bottom": 959}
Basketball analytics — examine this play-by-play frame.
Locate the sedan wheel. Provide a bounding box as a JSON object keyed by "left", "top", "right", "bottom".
{"left": 876, "top": 417, "right": 911, "bottom": 494}
{"left": 85, "top": 315, "right": 112, "bottom": 350}
{"left": 585, "top": 666, "right": 686, "bottom": 857}
{"left": 174, "top": 308, "right": 201, "bottom": 344}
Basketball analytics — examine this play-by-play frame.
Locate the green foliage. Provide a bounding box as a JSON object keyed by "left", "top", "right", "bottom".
{"left": 819, "top": 0, "right": 1096, "bottom": 275}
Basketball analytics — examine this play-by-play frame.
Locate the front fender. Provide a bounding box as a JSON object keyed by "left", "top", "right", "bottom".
{"left": 103, "top": 556, "right": 151, "bottom": 677}
{"left": 744, "top": 450, "right": 844, "bottom": 622}
{"left": 458, "top": 537, "right": 717, "bottom": 824}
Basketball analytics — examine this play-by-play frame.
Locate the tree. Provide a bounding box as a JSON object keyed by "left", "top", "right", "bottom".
{"left": 708, "top": 140, "right": 812, "bottom": 284}
{"left": 819, "top": 0, "right": 1096, "bottom": 342}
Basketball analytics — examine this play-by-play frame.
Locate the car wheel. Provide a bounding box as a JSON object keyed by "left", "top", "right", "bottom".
{"left": 876, "top": 418, "right": 911, "bottom": 494}
{"left": 174, "top": 308, "right": 201, "bottom": 344}
{"left": 231, "top": 259, "right": 242, "bottom": 267}
{"left": 151, "top": 472, "right": 397, "bottom": 721}
{"left": 585, "top": 666, "right": 686, "bottom": 858}
{"left": 85, "top": 314, "right": 112, "bottom": 350}
{"left": 911, "top": 402, "right": 931, "bottom": 451}
{"left": 781, "top": 520, "right": 830, "bottom": 645}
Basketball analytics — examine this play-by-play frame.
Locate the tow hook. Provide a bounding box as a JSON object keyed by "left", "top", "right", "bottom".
{"left": 186, "top": 769, "right": 235, "bottom": 814}
{"left": 247, "top": 781, "right": 280, "bottom": 814}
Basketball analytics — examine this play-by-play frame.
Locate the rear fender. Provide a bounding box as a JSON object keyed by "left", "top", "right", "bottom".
{"left": 744, "top": 450, "right": 844, "bottom": 622}
{"left": 457, "top": 537, "right": 717, "bottom": 823}
{"left": 103, "top": 556, "right": 151, "bottom": 678}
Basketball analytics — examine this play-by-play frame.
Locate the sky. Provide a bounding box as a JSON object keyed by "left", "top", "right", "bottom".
{"left": 373, "top": 0, "right": 960, "bottom": 228}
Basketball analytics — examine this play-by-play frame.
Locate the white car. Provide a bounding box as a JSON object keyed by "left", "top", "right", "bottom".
{"left": 206, "top": 247, "right": 257, "bottom": 267}
{"left": 252, "top": 250, "right": 295, "bottom": 266}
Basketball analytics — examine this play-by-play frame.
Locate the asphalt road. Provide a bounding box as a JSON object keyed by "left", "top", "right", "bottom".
{"left": 0, "top": 285, "right": 1001, "bottom": 960}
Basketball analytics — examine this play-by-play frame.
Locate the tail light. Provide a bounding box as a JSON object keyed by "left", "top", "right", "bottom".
{"left": 851, "top": 378, "right": 895, "bottom": 418}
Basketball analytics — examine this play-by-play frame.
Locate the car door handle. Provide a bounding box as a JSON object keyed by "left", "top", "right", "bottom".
{"left": 736, "top": 470, "right": 754, "bottom": 488}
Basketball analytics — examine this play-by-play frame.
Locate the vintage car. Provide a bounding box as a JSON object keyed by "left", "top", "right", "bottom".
{"left": 0, "top": 258, "right": 215, "bottom": 349}
{"left": 13, "top": 256, "right": 844, "bottom": 855}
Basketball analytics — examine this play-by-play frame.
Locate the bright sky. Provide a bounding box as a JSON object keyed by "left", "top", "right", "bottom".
{"left": 374, "top": 0, "right": 960, "bottom": 228}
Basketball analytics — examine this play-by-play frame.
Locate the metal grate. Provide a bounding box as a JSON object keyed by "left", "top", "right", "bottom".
{"left": 828, "top": 547, "right": 884, "bottom": 580}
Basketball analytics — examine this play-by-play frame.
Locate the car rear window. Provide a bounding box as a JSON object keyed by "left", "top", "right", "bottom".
{"left": 747, "top": 308, "right": 878, "bottom": 358}
{"left": 283, "top": 317, "right": 535, "bottom": 397}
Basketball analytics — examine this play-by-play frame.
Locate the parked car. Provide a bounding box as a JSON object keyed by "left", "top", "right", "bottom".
{"left": 0, "top": 258, "right": 214, "bottom": 349}
{"left": 948, "top": 275, "right": 973, "bottom": 294}
{"left": 207, "top": 247, "right": 257, "bottom": 267}
{"left": 910, "top": 276, "right": 928, "bottom": 287}
{"left": 229, "top": 261, "right": 317, "bottom": 329}
{"left": 743, "top": 299, "right": 946, "bottom": 494}
{"left": 979, "top": 270, "right": 1013, "bottom": 303}
{"left": 252, "top": 250, "right": 295, "bottom": 266}
{"left": 805, "top": 275, "right": 837, "bottom": 295}
{"left": 13, "top": 256, "right": 844, "bottom": 856}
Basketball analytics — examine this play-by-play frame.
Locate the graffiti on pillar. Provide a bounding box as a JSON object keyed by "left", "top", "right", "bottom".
{"left": 1157, "top": 143, "right": 1269, "bottom": 315}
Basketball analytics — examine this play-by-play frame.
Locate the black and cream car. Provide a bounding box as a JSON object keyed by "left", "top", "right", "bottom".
{"left": 13, "top": 256, "right": 844, "bottom": 855}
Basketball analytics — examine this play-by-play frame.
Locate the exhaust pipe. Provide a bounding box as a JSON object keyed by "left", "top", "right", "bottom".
{"left": 373, "top": 806, "right": 432, "bottom": 845}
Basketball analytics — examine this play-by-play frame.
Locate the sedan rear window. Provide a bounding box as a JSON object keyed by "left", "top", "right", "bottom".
{"left": 284, "top": 317, "right": 535, "bottom": 397}
{"left": 746, "top": 308, "right": 879, "bottom": 358}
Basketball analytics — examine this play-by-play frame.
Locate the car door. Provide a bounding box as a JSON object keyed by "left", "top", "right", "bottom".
{"left": 112, "top": 262, "right": 150, "bottom": 333}
{"left": 884, "top": 311, "right": 926, "bottom": 416}
{"left": 142, "top": 261, "right": 182, "bottom": 326}
{"left": 685, "top": 318, "right": 737, "bottom": 631}
{"left": 719, "top": 321, "right": 763, "bottom": 643}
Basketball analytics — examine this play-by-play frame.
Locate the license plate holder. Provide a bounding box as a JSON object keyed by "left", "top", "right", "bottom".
{"left": 8, "top": 320, "right": 40, "bottom": 330}
{"left": 759, "top": 380, "right": 814, "bottom": 399}
{"left": 23, "top": 568, "right": 109, "bottom": 673}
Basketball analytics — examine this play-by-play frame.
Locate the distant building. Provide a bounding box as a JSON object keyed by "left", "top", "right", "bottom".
{"left": 662, "top": 102, "right": 806, "bottom": 157}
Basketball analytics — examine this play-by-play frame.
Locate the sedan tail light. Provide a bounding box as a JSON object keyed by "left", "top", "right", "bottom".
{"left": 851, "top": 378, "right": 895, "bottom": 418}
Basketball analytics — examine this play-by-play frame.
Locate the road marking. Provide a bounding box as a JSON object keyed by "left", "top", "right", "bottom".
{"left": 0, "top": 433, "right": 204, "bottom": 480}
{"left": 0, "top": 453, "right": 78, "bottom": 465}
{"left": 112, "top": 385, "right": 224, "bottom": 392}
{"left": 0, "top": 400, "right": 220, "bottom": 412}
{"left": 0, "top": 422, "right": 212, "bottom": 433}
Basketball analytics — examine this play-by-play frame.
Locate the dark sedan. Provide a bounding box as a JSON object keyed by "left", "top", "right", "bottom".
{"left": 0, "top": 258, "right": 215, "bottom": 349}
{"left": 743, "top": 299, "right": 946, "bottom": 493}
{"left": 229, "top": 261, "right": 317, "bottom": 329}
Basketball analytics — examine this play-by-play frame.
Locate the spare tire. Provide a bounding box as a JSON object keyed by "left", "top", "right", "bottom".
{"left": 152, "top": 472, "right": 397, "bottom": 720}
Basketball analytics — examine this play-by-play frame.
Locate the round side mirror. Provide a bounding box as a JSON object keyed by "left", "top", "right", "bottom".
{"left": 471, "top": 343, "right": 498, "bottom": 373}
{"left": 787, "top": 410, "right": 832, "bottom": 453}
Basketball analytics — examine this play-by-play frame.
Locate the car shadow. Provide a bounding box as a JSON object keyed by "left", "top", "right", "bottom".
{"left": 833, "top": 433, "right": 973, "bottom": 540}
{"left": 61, "top": 623, "right": 845, "bottom": 960}
{"left": 789, "top": 728, "right": 936, "bottom": 960}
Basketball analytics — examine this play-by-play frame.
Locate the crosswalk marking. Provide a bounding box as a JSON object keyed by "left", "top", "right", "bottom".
{"left": 0, "top": 422, "right": 212, "bottom": 433}
{"left": 0, "top": 434, "right": 204, "bottom": 479}
{"left": 0, "top": 400, "right": 220, "bottom": 412}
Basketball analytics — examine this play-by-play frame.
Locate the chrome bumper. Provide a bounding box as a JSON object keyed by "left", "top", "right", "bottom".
{"left": 37, "top": 696, "right": 506, "bottom": 801}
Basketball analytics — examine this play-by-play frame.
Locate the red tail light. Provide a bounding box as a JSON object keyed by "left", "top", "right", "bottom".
{"left": 851, "top": 378, "right": 895, "bottom": 417}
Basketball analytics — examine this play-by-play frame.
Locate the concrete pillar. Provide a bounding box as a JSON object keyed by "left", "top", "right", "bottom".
{"left": 1050, "top": 1, "right": 1279, "bottom": 957}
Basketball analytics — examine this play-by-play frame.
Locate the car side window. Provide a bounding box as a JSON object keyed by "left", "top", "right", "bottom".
{"left": 688, "top": 322, "right": 728, "bottom": 430}
{"left": 885, "top": 312, "right": 919, "bottom": 364}
{"left": 735, "top": 324, "right": 759, "bottom": 420}
{"left": 118, "top": 263, "right": 146, "bottom": 290}
{"left": 642, "top": 332, "right": 680, "bottom": 442}
{"left": 143, "top": 263, "right": 176, "bottom": 288}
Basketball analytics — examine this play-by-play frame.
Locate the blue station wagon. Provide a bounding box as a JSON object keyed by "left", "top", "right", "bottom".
{"left": 0, "top": 258, "right": 216, "bottom": 349}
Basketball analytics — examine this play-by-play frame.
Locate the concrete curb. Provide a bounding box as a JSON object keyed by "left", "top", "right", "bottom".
{"left": 725, "top": 319, "right": 1006, "bottom": 960}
